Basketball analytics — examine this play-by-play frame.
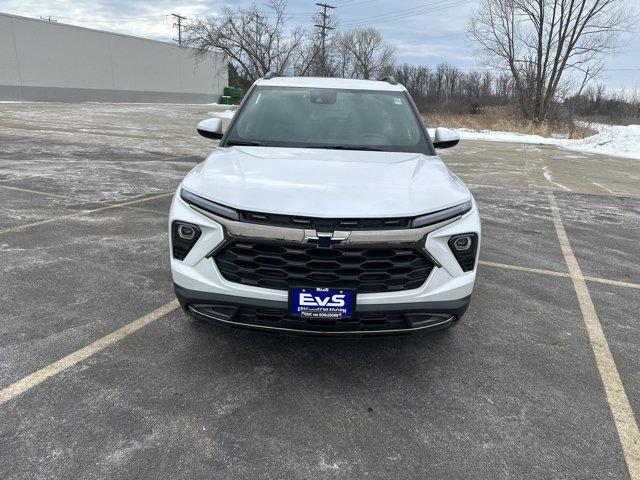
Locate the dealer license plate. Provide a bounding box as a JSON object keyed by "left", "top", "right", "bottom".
{"left": 289, "top": 287, "right": 356, "bottom": 319}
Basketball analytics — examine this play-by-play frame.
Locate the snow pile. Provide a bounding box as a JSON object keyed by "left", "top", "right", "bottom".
{"left": 558, "top": 124, "right": 640, "bottom": 160}
{"left": 211, "top": 109, "right": 236, "bottom": 119}
{"left": 448, "top": 124, "right": 640, "bottom": 160}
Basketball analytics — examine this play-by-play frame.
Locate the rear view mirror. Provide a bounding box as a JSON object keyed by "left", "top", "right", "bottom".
{"left": 197, "top": 118, "right": 223, "bottom": 140}
{"left": 433, "top": 127, "right": 460, "bottom": 149}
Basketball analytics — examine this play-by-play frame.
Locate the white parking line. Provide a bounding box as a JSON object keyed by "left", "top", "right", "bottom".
{"left": 122, "top": 204, "right": 168, "bottom": 215}
{"left": 479, "top": 260, "right": 640, "bottom": 290}
{"left": 0, "top": 192, "right": 173, "bottom": 236}
{"left": 0, "top": 184, "right": 75, "bottom": 199}
{"left": 156, "top": 154, "right": 200, "bottom": 162}
{"left": 0, "top": 300, "right": 179, "bottom": 407}
{"left": 548, "top": 192, "right": 640, "bottom": 479}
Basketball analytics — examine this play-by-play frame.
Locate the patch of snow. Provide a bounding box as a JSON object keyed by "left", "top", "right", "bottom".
{"left": 318, "top": 457, "right": 342, "bottom": 471}
{"left": 211, "top": 109, "right": 236, "bottom": 119}
{"left": 453, "top": 128, "right": 562, "bottom": 146}
{"left": 592, "top": 182, "right": 614, "bottom": 194}
{"left": 542, "top": 166, "right": 571, "bottom": 191}
{"left": 435, "top": 124, "right": 640, "bottom": 160}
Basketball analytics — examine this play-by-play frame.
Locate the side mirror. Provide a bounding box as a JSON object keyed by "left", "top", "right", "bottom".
{"left": 197, "top": 118, "right": 223, "bottom": 140}
{"left": 433, "top": 127, "right": 460, "bottom": 149}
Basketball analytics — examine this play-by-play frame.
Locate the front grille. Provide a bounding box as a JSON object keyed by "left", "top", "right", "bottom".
{"left": 191, "top": 304, "right": 453, "bottom": 333}
{"left": 214, "top": 241, "right": 433, "bottom": 293}
{"left": 239, "top": 211, "right": 412, "bottom": 230}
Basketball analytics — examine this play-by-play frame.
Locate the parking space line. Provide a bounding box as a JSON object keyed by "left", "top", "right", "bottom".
{"left": 479, "top": 260, "right": 640, "bottom": 290}
{"left": 548, "top": 192, "right": 640, "bottom": 479}
{"left": 0, "top": 300, "right": 179, "bottom": 407}
{"left": 122, "top": 205, "right": 169, "bottom": 215}
{"left": 0, "top": 184, "right": 78, "bottom": 199}
{"left": 156, "top": 154, "right": 201, "bottom": 162}
{"left": 467, "top": 183, "right": 640, "bottom": 199}
{"left": 0, "top": 192, "right": 173, "bottom": 236}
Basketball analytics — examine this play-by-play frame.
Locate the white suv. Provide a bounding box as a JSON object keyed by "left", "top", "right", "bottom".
{"left": 169, "top": 76, "right": 480, "bottom": 336}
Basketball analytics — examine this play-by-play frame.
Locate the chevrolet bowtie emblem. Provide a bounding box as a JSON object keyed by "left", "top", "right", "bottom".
{"left": 304, "top": 231, "right": 349, "bottom": 248}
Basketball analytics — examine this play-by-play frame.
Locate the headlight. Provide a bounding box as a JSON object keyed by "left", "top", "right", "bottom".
{"left": 180, "top": 188, "right": 239, "bottom": 221}
{"left": 448, "top": 233, "right": 478, "bottom": 271}
{"left": 172, "top": 221, "right": 201, "bottom": 260}
{"left": 412, "top": 200, "right": 472, "bottom": 228}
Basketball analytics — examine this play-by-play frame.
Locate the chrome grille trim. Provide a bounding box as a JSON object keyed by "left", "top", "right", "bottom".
{"left": 189, "top": 204, "right": 461, "bottom": 268}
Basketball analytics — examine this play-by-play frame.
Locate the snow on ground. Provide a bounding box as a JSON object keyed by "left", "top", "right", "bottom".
{"left": 210, "top": 109, "right": 236, "bottom": 119}
{"left": 560, "top": 124, "right": 640, "bottom": 160}
{"left": 439, "top": 124, "right": 640, "bottom": 160}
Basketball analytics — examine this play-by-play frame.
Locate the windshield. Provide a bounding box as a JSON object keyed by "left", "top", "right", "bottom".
{"left": 223, "top": 86, "right": 432, "bottom": 154}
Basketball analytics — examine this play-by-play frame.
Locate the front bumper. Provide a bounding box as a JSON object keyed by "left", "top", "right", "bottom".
{"left": 175, "top": 283, "right": 470, "bottom": 336}
{"left": 170, "top": 185, "right": 480, "bottom": 336}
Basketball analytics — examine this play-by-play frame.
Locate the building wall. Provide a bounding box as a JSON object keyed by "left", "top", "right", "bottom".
{"left": 0, "top": 13, "right": 227, "bottom": 103}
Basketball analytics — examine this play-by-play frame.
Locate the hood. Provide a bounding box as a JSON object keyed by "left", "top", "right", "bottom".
{"left": 182, "top": 146, "right": 471, "bottom": 218}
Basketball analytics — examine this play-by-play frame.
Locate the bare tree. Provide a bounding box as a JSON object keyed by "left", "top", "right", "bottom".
{"left": 183, "top": 0, "right": 308, "bottom": 82}
{"left": 339, "top": 28, "right": 395, "bottom": 79}
{"left": 469, "top": 0, "right": 633, "bottom": 124}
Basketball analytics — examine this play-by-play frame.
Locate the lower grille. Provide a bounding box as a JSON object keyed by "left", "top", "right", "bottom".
{"left": 214, "top": 242, "right": 434, "bottom": 293}
{"left": 190, "top": 304, "right": 453, "bottom": 334}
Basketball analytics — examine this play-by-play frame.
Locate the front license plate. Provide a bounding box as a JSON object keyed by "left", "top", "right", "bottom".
{"left": 289, "top": 287, "right": 356, "bottom": 319}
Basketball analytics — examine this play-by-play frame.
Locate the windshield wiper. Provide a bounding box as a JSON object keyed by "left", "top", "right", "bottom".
{"left": 330, "top": 145, "right": 385, "bottom": 151}
{"left": 224, "top": 140, "right": 263, "bottom": 146}
{"left": 225, "top": 141, "right": 383, "bottom": 151}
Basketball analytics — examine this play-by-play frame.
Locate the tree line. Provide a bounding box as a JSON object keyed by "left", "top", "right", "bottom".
{"left": 565, "top": 86, "right": 640, "bottom": 124}
{"left": 393, "top": 64, "right": 516, "bottom": 113}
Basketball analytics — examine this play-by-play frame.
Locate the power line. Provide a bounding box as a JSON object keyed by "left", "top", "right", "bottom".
{"left": 342, "top": 0, "right": 452, "bottom": 23}
{"left": 171, "top": 13, "right": 186, "bottom": 46}
{"left": 340, "top": 0, "right": 473, "bottom": 28}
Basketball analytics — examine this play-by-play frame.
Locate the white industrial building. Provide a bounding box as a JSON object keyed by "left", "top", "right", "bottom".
{"left": 0, "top": 12, "right": 227, "bottom": 103}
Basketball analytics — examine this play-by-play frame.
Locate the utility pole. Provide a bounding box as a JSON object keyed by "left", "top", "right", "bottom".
{"left": 251, "top": 12, "right": 265, "bottom": 76}
{"left": 171, "top": 13, "right": 187, "bottom": 46}
{"left": 252, "top": 12, "right": 262, "bottom": 46}
{"left": 314, "top": 3, "right": 336, "bottom": 76}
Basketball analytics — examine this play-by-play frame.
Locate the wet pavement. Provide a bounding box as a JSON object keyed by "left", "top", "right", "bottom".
{"left": 0, "top": 103, "right": 638, "bottom": 479}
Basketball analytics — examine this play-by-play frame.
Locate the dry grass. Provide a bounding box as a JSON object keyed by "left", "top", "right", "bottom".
{"left": 423, "top": 106, "right": 596, "bottom": 139}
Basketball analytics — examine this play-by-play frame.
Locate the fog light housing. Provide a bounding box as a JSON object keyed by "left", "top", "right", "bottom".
{"left": 177, "top": 224, "right": 196, "bottom": 240}
{"left": 172, "top": 221, "right": 201, "bottom": 260}
{"left": 452, "top": 236, "right": 472, "bottom": 251}
{"left": 448, "top": 233, "right": 478, "bottom": 272}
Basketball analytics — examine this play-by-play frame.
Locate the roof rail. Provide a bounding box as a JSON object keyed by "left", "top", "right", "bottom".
{"left": 381, "top": 75, "right": 397, "bottom": 85}
{"left": 263, "top": 71, "right": 280, "bottom": 80}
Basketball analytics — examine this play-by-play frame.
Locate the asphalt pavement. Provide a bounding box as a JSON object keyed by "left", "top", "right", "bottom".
{"left": 0, "top": 103, "right": 638, "bottom": 479}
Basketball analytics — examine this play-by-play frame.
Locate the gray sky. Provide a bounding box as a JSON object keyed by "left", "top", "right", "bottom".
{"left": 1, "top": 0, "right": 639, "bottom": 91}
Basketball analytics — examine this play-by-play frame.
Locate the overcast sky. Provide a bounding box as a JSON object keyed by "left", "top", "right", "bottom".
{"left": 1, "top": 0, "right": 639, "bottom": 91}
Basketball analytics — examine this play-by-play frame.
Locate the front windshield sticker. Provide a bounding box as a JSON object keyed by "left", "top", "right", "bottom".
{"left": 394, "top": 98, "right": 402, "bottom": 105}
